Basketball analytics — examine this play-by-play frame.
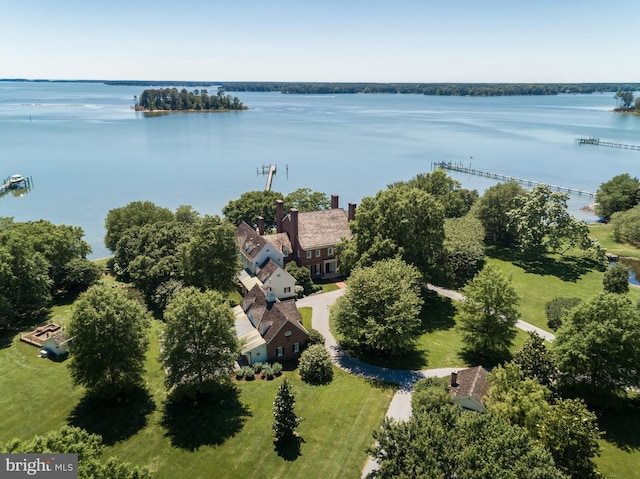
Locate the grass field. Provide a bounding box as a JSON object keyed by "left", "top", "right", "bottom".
{"left": 588, "top": 223, "right": 640, "bottom": 259}
{"left": 0, "top": 320, "right": 394, "bottom": 479}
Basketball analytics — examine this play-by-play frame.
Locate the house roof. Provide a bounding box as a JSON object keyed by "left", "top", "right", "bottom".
{"left": 236, "top": 221, "right": 268, "bottom": 261}
{"left": 242, "top": 284, "right": 308, "bottom": 344}
{"left": 296, "top": 208, "right": 352, "bottom": 249}
{"left": 238, "top": 269, "right": 263, "bottom": 291}
{"left": 233, "top": 305, "right": 267, "bottom": 355}
{"left": 256, "top": 258, "right": 281, "bottom": 284}
{"left": 449, "top": 366, "right": 490, "bottom": 406}
{"left": 264, "top": 233, "right": 292, "bottom": 256}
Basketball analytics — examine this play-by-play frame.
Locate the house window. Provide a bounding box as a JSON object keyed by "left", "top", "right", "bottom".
{"left": 306, "top": 251, "right": 312, "bottom": 259}
{"left": 293, "top": 342, "right": 300, "bottom": 353}
{"left": 283, "top": 247, "right": 289, "bottom": 257}
{"left": 276, "top": 346, "right": 284, "bottom": 357}
{"left": 328, "top": 246, "right": 334, "bottom": 256}
{"left": 297, "top": 250, "right": 300, "bottom": 258}
{"left": 316, "top": 249, "right": 321, "bottom": 257}
{"left": 284, "top": 286, "right": 291, "bottom": 294}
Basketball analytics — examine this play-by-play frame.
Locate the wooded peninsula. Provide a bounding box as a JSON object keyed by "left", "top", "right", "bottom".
{"left": 134, "top": 87, "right": 247, "bottom": 111}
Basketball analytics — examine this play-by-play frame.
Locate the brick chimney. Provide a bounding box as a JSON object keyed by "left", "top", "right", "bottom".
{"left": 290, "top": 208, "right": 299, "bottom": 255}
{"left": 348, "top": 202, "right": 357, "bottom": 221}
{"left": 331, "top": 194, "right": 339, "bottom": 209}
{"left": 450, "top": 371, "right": 458, "bottom": 387}
{"left": 257, "top": 216, "right": 264, "bottom": 235}
{"left": 276, "top": 199, "right": 284, "bottom": 233}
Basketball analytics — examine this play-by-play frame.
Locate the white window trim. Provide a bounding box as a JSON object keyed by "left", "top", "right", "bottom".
{"left": 306, "top": 250, "right": 312, "bottom": 259}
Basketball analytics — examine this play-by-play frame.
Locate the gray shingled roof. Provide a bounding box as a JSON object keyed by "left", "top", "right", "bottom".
{"left": 296, "top": 208, "right": 352, "bottom": 249}
{"left": 264, "top": 233, "right": 292, "bottom": 256}
{"left": 236, "top": 221, "right": 268, "bottom": 261}
{"left": 449, "top": 366, "right": 490, "bottom": 405}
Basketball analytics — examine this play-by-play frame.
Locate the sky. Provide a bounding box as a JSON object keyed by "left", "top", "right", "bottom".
{"left": 2, "top": 0, "right": 639, "bottom": 83}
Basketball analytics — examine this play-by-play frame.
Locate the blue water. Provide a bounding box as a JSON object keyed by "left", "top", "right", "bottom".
{"left": 1, "top": 81, "right": 639, "bottom": 259}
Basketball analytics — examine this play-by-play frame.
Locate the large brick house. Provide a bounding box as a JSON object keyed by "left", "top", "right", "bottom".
{"left": 277, "top": 194, "right": 355, "bottom": 278}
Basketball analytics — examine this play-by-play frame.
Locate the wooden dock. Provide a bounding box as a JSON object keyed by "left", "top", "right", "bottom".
{"left": 257, "top": 165, "right": 277, "bottom": 191}
{"left": 433, "top": 162, "right": 595, "bottom": 197}
{"left": 575, "top": 137, "right": 640, "bottom": 152}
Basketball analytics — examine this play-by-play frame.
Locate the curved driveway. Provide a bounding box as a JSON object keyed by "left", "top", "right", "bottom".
{"left": 297, "top": 285, "right": 555, "bottom": 477}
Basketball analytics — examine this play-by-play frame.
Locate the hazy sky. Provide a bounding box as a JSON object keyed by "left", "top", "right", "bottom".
{"left": 2, "top": 0, "right": 638, "bottom": 83}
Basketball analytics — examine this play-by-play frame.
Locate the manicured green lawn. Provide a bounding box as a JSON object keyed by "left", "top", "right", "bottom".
{"left": 589, "top": 223, "right": 640, "bottom": 259}
{"left": 0, "top": 320, "right": 394, "bottom": 479}
{"left": 298, "top": 307, "right": 312, "bottom": 330}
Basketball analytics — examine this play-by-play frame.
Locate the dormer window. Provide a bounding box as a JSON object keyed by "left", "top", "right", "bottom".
{"left": 283, "top": 247, "right": 289, "bottom": 257}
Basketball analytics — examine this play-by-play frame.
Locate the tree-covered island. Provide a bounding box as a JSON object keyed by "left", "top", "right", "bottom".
{"left": 613, "top": 90, "right": 640, "bottom": 113}
{"left": 134, "top": 87, "right": 247, "bottom": 111}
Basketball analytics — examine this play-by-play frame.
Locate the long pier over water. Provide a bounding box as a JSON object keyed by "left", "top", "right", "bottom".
{"left": 433, "top": 162, "right": 595, "bottom": 197}
{"left": 575, "top": 137, "right": 640, "bottom": 152}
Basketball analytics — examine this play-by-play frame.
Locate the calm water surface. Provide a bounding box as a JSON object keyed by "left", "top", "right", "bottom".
{"left": 1, "top": 81, "right": 639, "bottom": 258}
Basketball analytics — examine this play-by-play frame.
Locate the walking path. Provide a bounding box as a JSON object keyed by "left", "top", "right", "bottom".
{"left": 297, "top": 284, "right": 556, "bottom": 478}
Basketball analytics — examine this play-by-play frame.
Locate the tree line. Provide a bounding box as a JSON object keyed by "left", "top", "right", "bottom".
{"left": 135, "top": 88, "right": 246, "bottom": 111}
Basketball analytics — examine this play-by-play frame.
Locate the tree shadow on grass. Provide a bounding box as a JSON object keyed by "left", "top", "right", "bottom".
{"left": 457, "top": 348, "right": 512, "bottom": 371}
{"left": 162, "top": 384, "right": 251, "bottom": 450}
{"left": 487, "top": 247, "right": 604, "bottom": 283}
{"left": 68, "top": 386, "right": 155, "bottom": 445}
{"left": 422, "top": 294, "right": 456, "bottom": 332}
{"left": 588, "top": 393, "right": 640, "bottom": 452}
{"left": 273, "top": 434, "right": 305, "bottom": 461}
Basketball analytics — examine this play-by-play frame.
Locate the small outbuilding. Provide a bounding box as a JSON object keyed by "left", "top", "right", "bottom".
{"left": 449, "top": 366, "right": 490, "bottom": 413}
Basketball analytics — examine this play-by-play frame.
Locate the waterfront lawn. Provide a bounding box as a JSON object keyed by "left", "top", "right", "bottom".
{"left": 588, "top": 223, "right": 640, "bottom": 259}
{"left": 0, "top": 320, "right": 394, "bottom": 479}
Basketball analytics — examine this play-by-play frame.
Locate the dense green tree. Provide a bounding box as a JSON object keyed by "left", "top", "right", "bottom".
{"left": 332, "top": 258, "right": 423, "bottom": 355}
{"left": 67, "top": 285, "right": 151, "bottom": 398}
{"left": 368, "top": 405, "right": 567, "bottom": 479}
{"left": 537, "top": 398, "right": 602, "bottom": 479}
{"left": 284, "top": 187, "right": 330, "bottom": 212}
{"left": 485, "top": 362, "right": 551, "bottom": 431}
{"left": 222, "top": 190, "right": 283, "bottom": 230}
{"left": 545, "top": 296, "right": 582, "bottom": 330}
{"left": 162, "top": 287, "right": 238, "bottom": 398}
{"left": 411, "top": 376, "right": 452, "bottom": 414}
{"left": 474, "top": 181, "right": 525, "bottom": 246}
{"left": 104, "top": 201, "right": 174, "bottom": 252}
{"left": 0, "top": 242, "right": 51, "bottom": 325}
{"left": 273, "top": 378, "right": 301, "bottom": 442}
{"left": 393, "top": 169, "right": 479, "bottom": 218}
{"left": 457, "top": 264, "right": 520, "bottom": 358}
{"left": 443, "top": 213, "right": 485, "bottom": 287}
{"left": 614, "top": 90, "right": 634, "bottom": 109}
{"left": 0, "top": 426, "right": 151, "bottom": 479}
{"left": 298, "top": 344, "right": 333, "bottom": 384}
{"left": 337, "top": 184, "right": 445, "bottom": 281}
{"left": 513, "top": 331, "right": 557, "bottom": 387}
{"left": 610, "top": 204, "right": 640, "bottom": 244}
{"left": 509, "top": 185, "right": 600, "bottom": 257}
{"left": 595, "top": 173, "right": 640, "bottom": 221}
{"left": 554, "top": 292, "right": 640, "bottom": 395}
{"left": 603, "top": 262, "right": 630, "bottom": 294}
{"left": 61, "top": 257, "right": 103, "bottom": 293}
{"left": 285, "top": 261, "right": 320, "bottom": 296}
{"left": 179, "top": 215, "right": 237, "bottom": 292}
{"left": 306, "top": 328, "right": 325, "bottom": 346}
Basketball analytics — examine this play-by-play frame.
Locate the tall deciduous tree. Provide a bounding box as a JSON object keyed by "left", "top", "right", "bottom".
{"left": 508, "top": 185, "right": 599, "bottom": 258}
{"left": 67, "top": 285, "right": 151, "bottom": 398}
{"left": 457, "top": 264, "right": 520, "bottom": 358}
{"left": 104, "top": 200, "right": 174, "bottom": 252}
{"left": 513, "top": 331, "right": 557, "bottom": 387}
{"left": 337, "top": 184, "right": 445, "bottom": 281}
{"left": 537, "top": 398, "right": 602, "bottom": 479}
{"left": 179, "top": 215, "right": 237, "bottom": 292}
{"left": 161, "top": 287, "right": 238, "bottom": 398}
{"left": 273, "top": 378, "right": 301, "bottom": 442}
{"left": 284, "top": 187, "right": 330, "bottom": 212}
{"left": 475, "top": 181, "right": 525, "bottom": 246}
{"left": 595, "top": 173, "right": 640, "bottom": 221}
{"left": 553, "top": 292, "right": 640, "bottom": 395}
{"left": 332, "top": 258, "right": 423, "bottom": 355}
{"left": 222, "top": 190, "right": 283, "bottom": 230}
{"left": 0, "top": 426, "right": 151, "bottom": 479}
{"left": 368, "top": 405, "right": 566, "bottom": 479}
{"left": 444, "top": 213, "right": 485, "bottom": 287}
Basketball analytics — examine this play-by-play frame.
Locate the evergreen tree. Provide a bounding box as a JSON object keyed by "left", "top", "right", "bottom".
{"left": 273, "top": 378, "right": 301, "bottom": 442}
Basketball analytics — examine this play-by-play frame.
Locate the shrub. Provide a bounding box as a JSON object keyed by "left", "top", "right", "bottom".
{"left": 240, "top": 365, "right": 255, "bottom": 380}
{"left": 411, "top": 376, "right": 452, "bottom": 414}
{"left": 299, "top": 344, "right": 333, "bottom": 384}
{"left": 253, "top": 362, "right": 265, "bottom": 374}
{"left": 261, "top": 365, "right": 275, "bottom": 380}
{"left": 307, "top": 328, "right": 325, "bottom": 346}
{"left": 271, "top": 362, "right": 283, "bottom": 376}
{"left": 545, "top": 297, "right": 581, "bottom": 330}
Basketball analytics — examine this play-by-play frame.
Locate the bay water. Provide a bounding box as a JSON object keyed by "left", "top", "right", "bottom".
{"left": 1, "top": 81, "right": 639, "bottom": 259}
